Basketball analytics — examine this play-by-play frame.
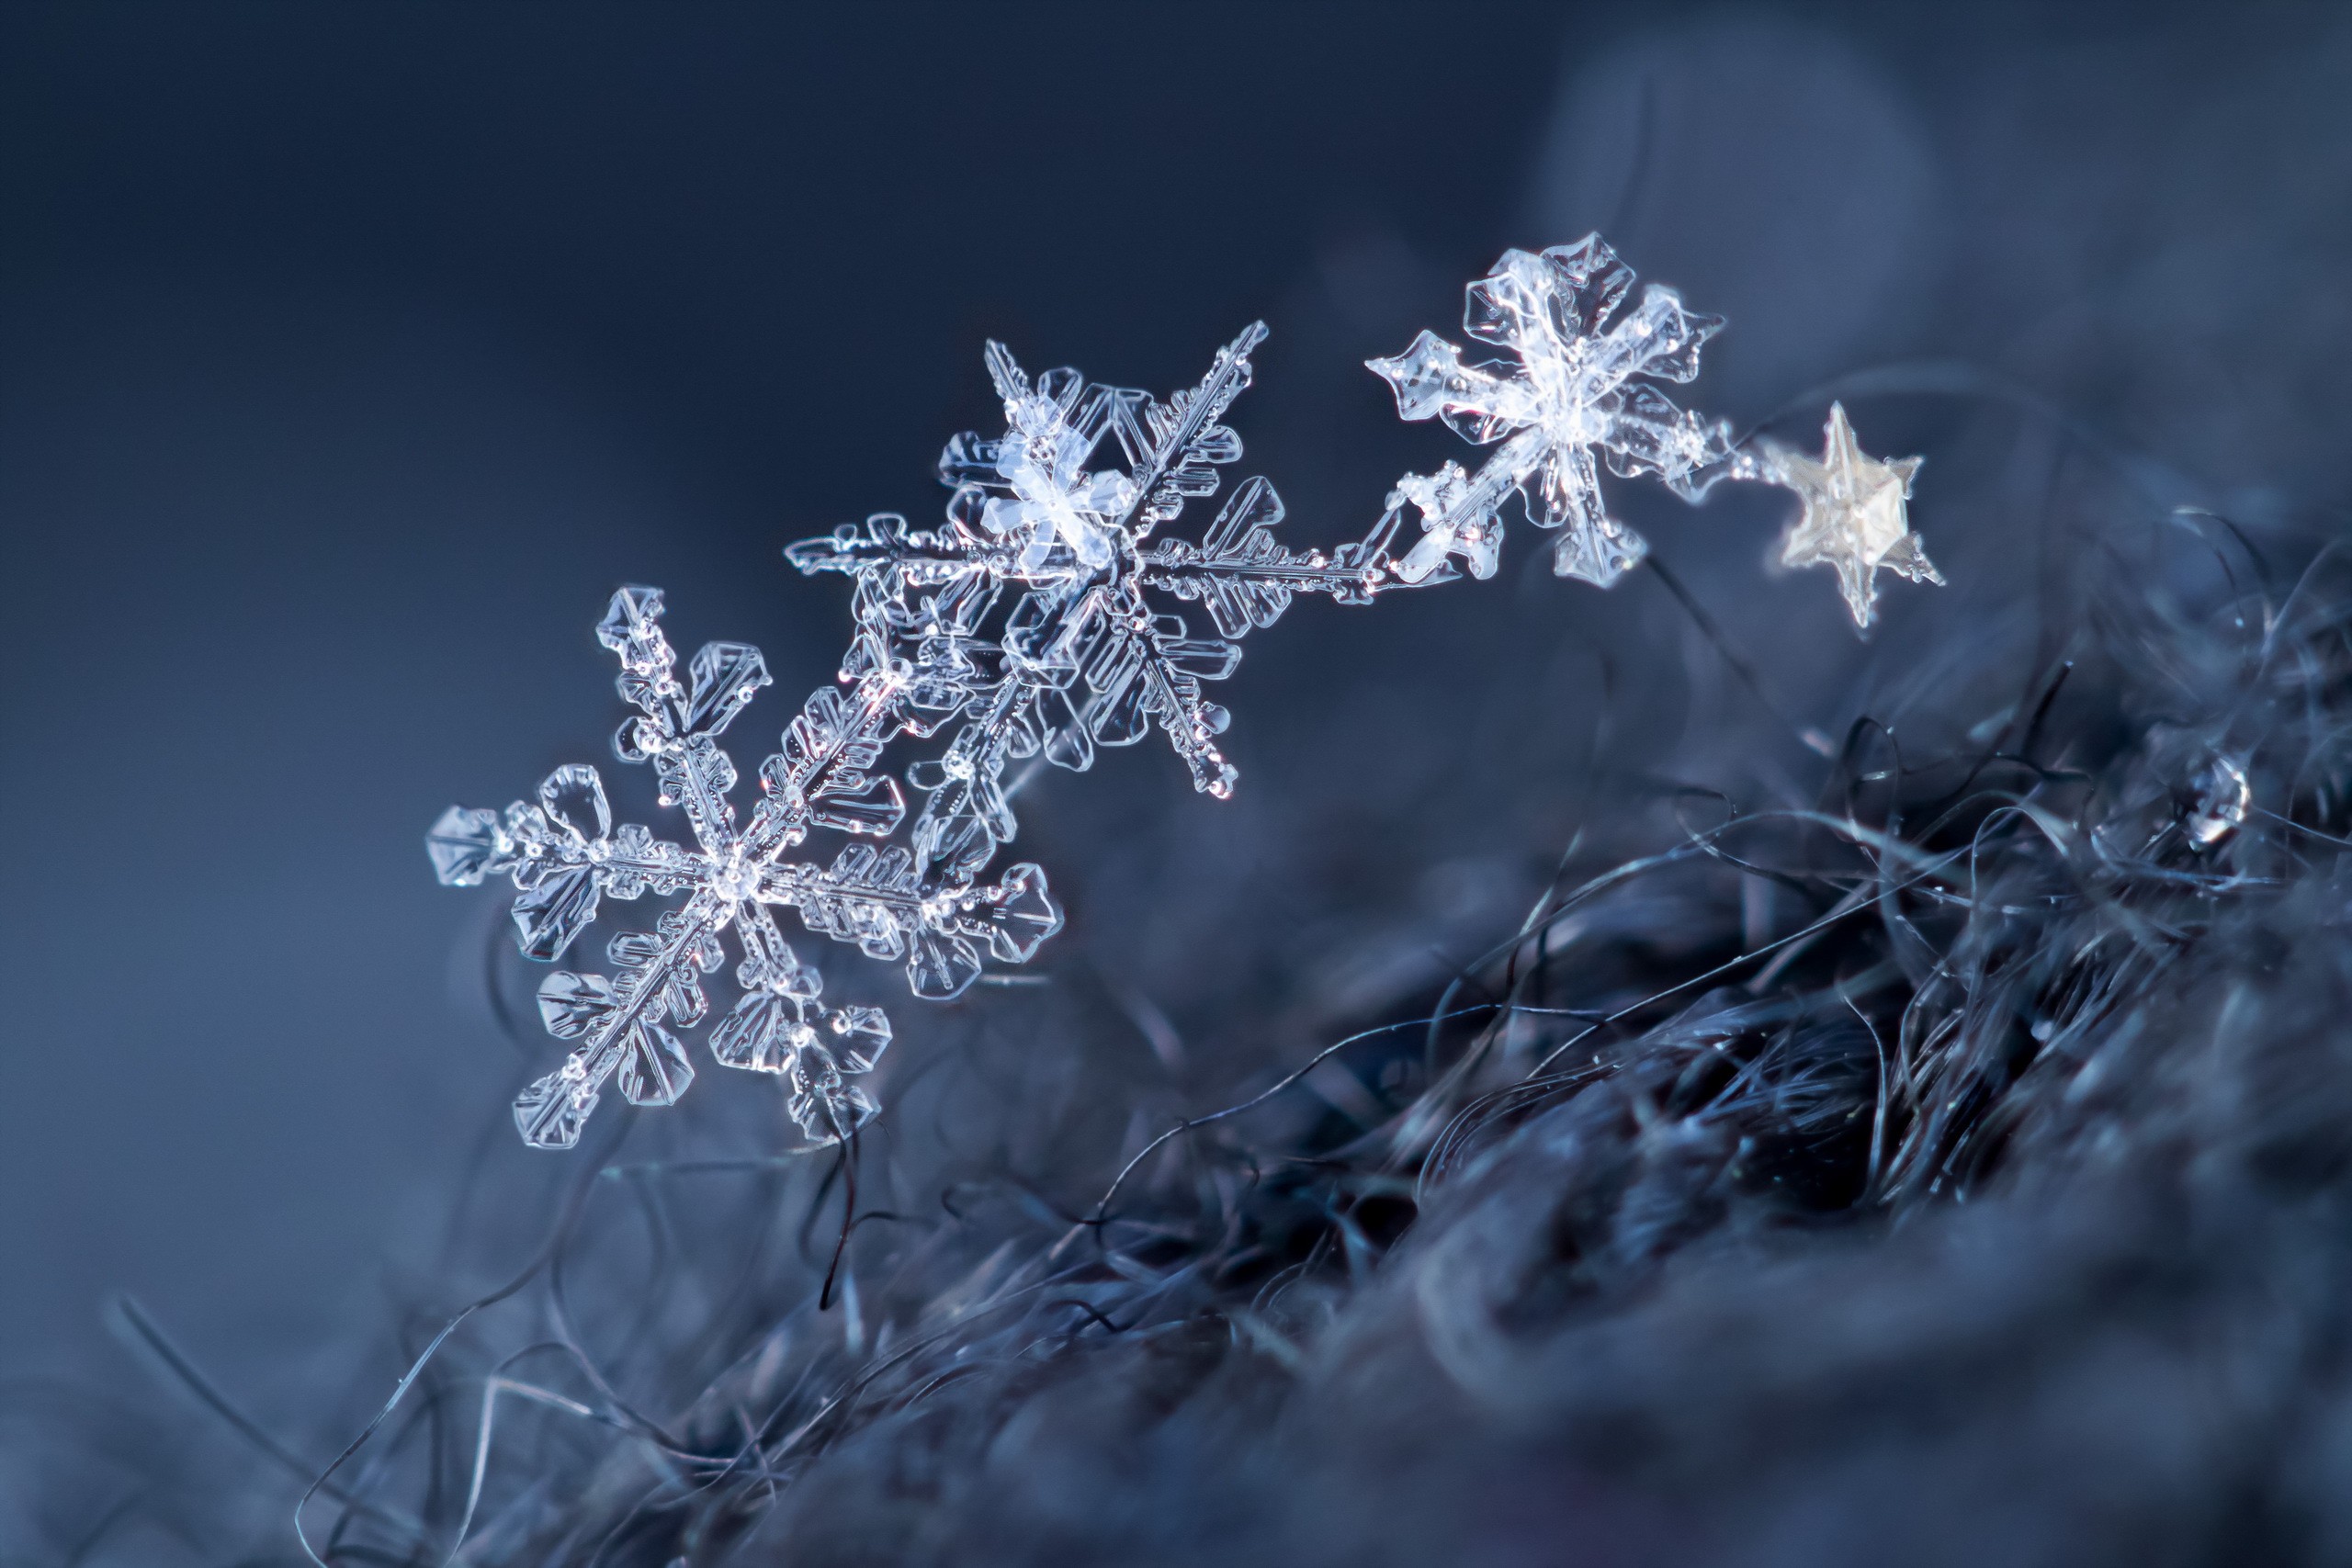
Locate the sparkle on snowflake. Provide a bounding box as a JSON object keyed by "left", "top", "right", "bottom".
{"left": 430, "top": 236, "right": 1944, "bottom": 1151}
{"left": 1760, "top": 401, "right": 1938, "bottom": 629}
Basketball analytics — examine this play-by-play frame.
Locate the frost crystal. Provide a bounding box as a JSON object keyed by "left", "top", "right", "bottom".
{"left": 432, "top": 239, "right": 1947, "bottom": 1150}
{"left": 428, "top": 585, "right": 1058, "bottom": 1148}
{"left": 1760, "top": 402, "right": 1938, "bottom": 629}
{"left": 1368, "top": 234, "right": 1744, "bottom": 589}
{"left": 786, "top": 323, "right": 1419, "bottom": 809}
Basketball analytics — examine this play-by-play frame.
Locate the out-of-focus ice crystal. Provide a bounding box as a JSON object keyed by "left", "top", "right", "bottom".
{"left": 1367, "top": 234, "right": 1745, "bottom": 588}
{"left": 2188, "top": 754, "right": 2250, "bottom": 850}
{"left": 1760, "top": 401, "right": 1938, "bottom": 629}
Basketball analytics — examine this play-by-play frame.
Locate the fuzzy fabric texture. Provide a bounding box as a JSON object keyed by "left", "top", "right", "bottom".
{"left": 293, "top": 506, "right": 2352, "bottom": 1568}
{"left": 13, "top": 11, "right": 2352, "bottom": 1567}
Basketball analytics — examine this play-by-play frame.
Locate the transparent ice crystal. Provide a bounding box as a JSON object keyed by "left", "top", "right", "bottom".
{"left": 432, "top": 239, "right": 1945, "bottom": 1150}
{"left": 785, "top": 322, "right": 1424, "bottom": 808}
{"left": 1367, "top": 234, "right": 1745, "bottom": 589}
{"left": 429, "top": 585, "right": 1058, "bottom": 1148}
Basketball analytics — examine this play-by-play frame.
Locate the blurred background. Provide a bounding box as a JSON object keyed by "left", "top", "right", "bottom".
{"left": 3, "top": 0, "right": 2347, "bottom": 1545}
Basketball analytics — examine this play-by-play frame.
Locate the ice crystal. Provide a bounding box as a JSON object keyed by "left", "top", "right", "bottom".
{"left": 431, "top": 237, "right": 1947, "bottom": 1150}
{"left": 2188, "top": 754, "right": 2250, "bottom": 850}
{"left": 428, "top": 585, "right": 1058, "bottom": 1148}
{"left": 785, "top": 322, "right": 1421, "bottom": 811}
{"left": 1760, "top": 401, "right": 1938, "bottom": 629}
{"left": 1367, "top": 234, "right": 1745, "bottom": 589}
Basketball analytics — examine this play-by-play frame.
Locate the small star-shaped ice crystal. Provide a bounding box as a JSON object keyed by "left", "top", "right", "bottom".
{"left": 1765, "top": 403, "right": 1939, "bottom": 630}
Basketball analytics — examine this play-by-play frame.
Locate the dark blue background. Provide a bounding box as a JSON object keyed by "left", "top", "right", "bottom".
{"left": 2, "top": 0, "right": 2345, "bottom": 1480}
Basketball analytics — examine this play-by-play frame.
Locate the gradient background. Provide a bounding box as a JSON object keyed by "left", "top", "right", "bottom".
{"left": 3, "top": 0, "right": 2347, "bottom": 1522}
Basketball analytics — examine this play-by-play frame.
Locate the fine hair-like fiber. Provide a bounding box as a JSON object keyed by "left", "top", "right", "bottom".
{"left": 277, "top": 497, "right": 2352, "bottom": 1566}
{"left": 13, "top": 13, "right": 2352, "bottom": 1565}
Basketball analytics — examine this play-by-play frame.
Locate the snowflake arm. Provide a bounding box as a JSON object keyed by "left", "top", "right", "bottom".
{"left": 1104, "top": 321, "right": 1265, "bottom": 538}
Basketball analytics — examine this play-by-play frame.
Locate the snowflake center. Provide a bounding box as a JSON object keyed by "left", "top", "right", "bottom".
{"left": 711, "top": 854, "right": 763, "bottom": 903}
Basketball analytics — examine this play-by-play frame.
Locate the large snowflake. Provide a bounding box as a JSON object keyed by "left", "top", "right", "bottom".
{"left": 428, "top": 587, "right": 1059, "bottom": 1148}
{"left": 1367, "top": 234, "right": 1747, "bottom": 589}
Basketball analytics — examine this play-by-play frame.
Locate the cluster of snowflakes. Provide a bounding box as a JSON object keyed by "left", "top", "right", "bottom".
{"left": 429, "top": 234, "right": 1942, "bottom": 1149}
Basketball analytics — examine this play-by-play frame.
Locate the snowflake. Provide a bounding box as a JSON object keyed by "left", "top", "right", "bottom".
{"left": 1760, "top": 402, "right": 1939, "bottom": 629}
{"left": 427, "top": 586, "right": 1059, "bottom": 1148}
{"left": 786, "top": 322, "right": 1410, "bottom": 813}
{"left": 1366, "top": 234, "right": 1744, "bottom": 589}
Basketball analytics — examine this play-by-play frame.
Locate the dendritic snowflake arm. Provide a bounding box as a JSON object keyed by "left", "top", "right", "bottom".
{"left": 427, "top": 585, "right": 1061, "bottom": 1149}
{"left": 1366, "top": 234, "right": 1755, "bottom": 589}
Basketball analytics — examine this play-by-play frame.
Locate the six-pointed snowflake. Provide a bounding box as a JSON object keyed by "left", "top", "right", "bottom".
{"left": 786, "top": 322, "right": 1421, "bottom": 816}
{"left": 429, "top": 585, "right": 1060, "bottom": 1148}
{"left": 1367, "top": 234, "right": 1746, "bottom": 589}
